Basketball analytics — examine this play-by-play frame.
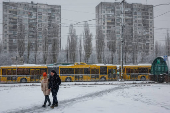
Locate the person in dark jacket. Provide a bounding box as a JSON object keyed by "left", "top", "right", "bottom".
{"left": 48, "top": 70, "right": 61, "bottom": 108}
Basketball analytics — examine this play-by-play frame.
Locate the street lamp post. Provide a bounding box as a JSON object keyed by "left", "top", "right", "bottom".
{"left": 120, "top": 0, "right": 125, "bottom": 81}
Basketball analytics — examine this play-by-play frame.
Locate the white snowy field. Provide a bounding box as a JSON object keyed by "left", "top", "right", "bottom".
{"left": 0, "top": 81, "right": 170, "bottom": 113}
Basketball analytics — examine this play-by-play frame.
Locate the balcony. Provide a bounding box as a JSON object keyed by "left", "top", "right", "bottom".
{"left": 9, "top": 15, "right": 17, "bottom": 19}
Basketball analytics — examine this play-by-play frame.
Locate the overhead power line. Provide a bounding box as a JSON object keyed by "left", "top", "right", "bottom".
{"left": 154, "top": 10, "right": 170, "bottom": 18}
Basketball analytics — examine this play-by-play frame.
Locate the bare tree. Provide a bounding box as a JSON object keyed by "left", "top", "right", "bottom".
{"left": 34, "top": 27, "right": 38, "bottom": 64}
{"left": 51, "top": 23, "right": 60, "bottom": 63}
{"left": 79, "top": 36, "right": 82, "bottom": 62}
{"left": 42, "top": 27, "right": 48, "bottom": 64}
{"left": 17, "top": 18, "right": 25, "bottom": 58}
{"left": 0, "top": 39, "right": 2, "bottom": 54}
{"left": 155, "top": 41, "right": 159, "bottom": 58}
{"left": 66, "top": 36, "right": 70, "bottom": 63}
{"left": 27, "top": 40, "right": 31, "bottom": 63}
{"left": 165, "top": 30, "right": 170, "bottom": 56}
{"left": 107, "top": 27, "right": 116, "bottom": 64}
{"left": 83, "top": 22, "right": 92, "bottom": 63}
{"left": 68, "top": 24, "right": 77, "bottom": 63}
{"left": 96, "top": 26, "right": 105, "bottom": 63}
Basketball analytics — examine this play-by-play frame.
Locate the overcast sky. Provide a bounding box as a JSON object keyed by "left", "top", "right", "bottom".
{"left": 0, "top": 0, "right": 170, "bottom": 48}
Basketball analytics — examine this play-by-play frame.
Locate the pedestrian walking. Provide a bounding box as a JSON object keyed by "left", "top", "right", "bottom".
{"left": 41, "top": 72, "right": 51, "bottom": 107}
{"left": 48, "top": 70, "right": 61, "bottom": 108}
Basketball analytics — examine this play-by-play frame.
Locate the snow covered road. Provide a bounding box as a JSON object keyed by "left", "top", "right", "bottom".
{"left": 0, "top": 81, "right": 170, "bottom": 113}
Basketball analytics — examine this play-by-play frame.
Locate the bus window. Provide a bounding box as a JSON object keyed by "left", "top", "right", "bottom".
{"left": 35, "top": 69, "right": 40, "bottom": 79}
{"left": 41, "top": 69, "right": 46, "bottom": 75}
{"left": 108, "top": 69, "right": 112, "bottom": 74}
{"left": 24, "top": 69, "right": 29, "bottom": 75}
{"left": 35, "top": 69, "right": 40, "bottom": 75}
{"left": 30, "top": 69, "right": 35, "bottom": 80}
{"left": 60, "top": 68, "right": 74, "bottom": 74}
{"left": 134, "top": 69, "right": 139, "bottom": 73}
{"left": 84, "top": 68, "right": 90, "bottom": 74}
{"left": 2, "top": 69, "right": 7, "bottom": 75}
{"left": 144, "top": 68, "right": 148, "bottom": 73}
{"left": 113, "top": 69, "right": 116, "bottom": 74}
{"left": 100, "top": 66, "right": 107, "bottom": 75}
{"left": 131, "top": 69, "right": 134, "bottom": 74}
{"left": 139, "top": 68, "right": 148, "bottom": 73}
{"left": 91, "top": 69, "right": 99, "bottom": 78}
{"left": 13, "top": 69, "right": 16, "bottom": 75}
{"left": 7, "top": 69, "right": 12, "bottom": 75}
{"left": 7, "top": 69, "right": 12, "bottom": 80}
{"left": 75, "top": 68, "right": 83, "bottom": 74}
{"left": 17, "top": 69, "right": 24, "bottom": 75}
{"left": 126, "top": 68, "right": 130, "bottom": 73}
{"left": 96, "top": 69, "right": 99, "bottom": 75}
{"left": 149, "top": 69, "right": 151, "bottom": 73}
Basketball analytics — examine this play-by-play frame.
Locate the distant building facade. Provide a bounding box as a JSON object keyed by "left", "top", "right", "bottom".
{"left": 96, "top": 2, "right": 154, "bottom": 55}
{"left": 3, "top": 1, "right": 61, "bottom": 53}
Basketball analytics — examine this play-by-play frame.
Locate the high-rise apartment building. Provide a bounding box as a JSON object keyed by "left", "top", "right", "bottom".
{"left": 96, "top": 2, "right": 154, "bottom": 55}
{"left": 3, "top": 1, "right": 61, "bottom": 53}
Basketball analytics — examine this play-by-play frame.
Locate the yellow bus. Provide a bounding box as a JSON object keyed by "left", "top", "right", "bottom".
{"left": 0, "top": 65, "right": 47, "bottom": 83}
{"left": 120, "top": 65, "right": 151, "bottom": 81}
{"left": 59, "top": 62, "right": 118, "bottom": 82}
{"left": 0, "top": 63, "right": 151, "bottom": 83}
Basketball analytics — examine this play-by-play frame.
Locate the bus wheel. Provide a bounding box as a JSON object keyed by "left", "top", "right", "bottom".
{"left": 100, "top": 77, "right": 106, "bottom": 81}
{"left": 65, "top": 77, "right": 72, "bottom": 82}
{"left": 140, "top": 76, "right": 146, "bottom": 81}
{"left": 20, "top": 78, "right": 27, "bottom": 83}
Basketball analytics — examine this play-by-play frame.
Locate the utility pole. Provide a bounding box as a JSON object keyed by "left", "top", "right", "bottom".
{"left": 120, "top": 0, "right": 125, "bottom": 81}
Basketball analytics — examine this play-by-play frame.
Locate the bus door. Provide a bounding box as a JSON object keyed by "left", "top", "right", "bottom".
{"left": 2, "top": 69, "right": 7, "bottom": 82}
{"left": 75, "top": 68, "right": 83, "bottom": 81}
{"left": 126, "top": 68, "right": 130, "bottom": 80}
{"left": 7, "top": 69, "right": 12, "bottom": 82}
{"left": 130, "top": 68, "right": 135, "bottom": 80}
{"left": 84, "top": 68, "right": 90, "bottom": 81}
{"left": 134, "top": 68, "right": 139, "bottom": 80}
{"left": 30, "top": 69, "right": 35, "bottom": 82}
{"left": 35, "top": 69, "right": 40, "bottom": 81}
{"left": 12, "top": 69, "right": 17, "bottom": 81}
{"left": 108, "top": 68, "right": 116, "bottom": 80}
{"left": 108, "top": 68, "right": 113, "bottom": 81}
{"left": 130, "top": 68, "right": 138, "bottom": 80}
{"left": 91, "top": 68, "right": 99, "bottom": 81}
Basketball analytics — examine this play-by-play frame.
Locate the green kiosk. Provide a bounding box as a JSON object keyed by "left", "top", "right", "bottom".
{"left": 151, "top": 56, "right": 170, "bottom": 82}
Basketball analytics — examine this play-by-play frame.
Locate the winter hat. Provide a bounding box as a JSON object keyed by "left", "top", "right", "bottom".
{"left": 51, "top": 70, "right": 56, "bottom": 74}
{"left": 43, "top": 72, "right": 47, "bottom": 77}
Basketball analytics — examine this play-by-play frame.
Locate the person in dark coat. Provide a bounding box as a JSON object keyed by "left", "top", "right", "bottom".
{"left": 48, "top": 70, "right": 61, "bottom": 108}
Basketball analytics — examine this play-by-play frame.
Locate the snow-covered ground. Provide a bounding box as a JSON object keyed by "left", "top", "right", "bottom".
{"left": 0, "top": 81, "right": 170, "bottom": 113}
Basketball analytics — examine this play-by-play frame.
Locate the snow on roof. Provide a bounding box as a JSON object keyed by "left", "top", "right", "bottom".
{"left": 95, "top": 64, "right": 151, "bottom": 66}
{"left": 95, "top": 64, "right": 116, "bottom": 66}
{"left": 10, "top": 64, "right": 46, "bottom": 67}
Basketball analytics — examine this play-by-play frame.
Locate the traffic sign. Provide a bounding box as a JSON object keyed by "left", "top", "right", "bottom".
{"left": 163, "top": 55, "right": 168, "bottom": 61}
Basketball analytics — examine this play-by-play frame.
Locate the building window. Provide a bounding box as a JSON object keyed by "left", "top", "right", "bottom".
{"left": 38, "top": 16, "right": 42, "bottom": 19}
{"left": 116, "top": 34, "right": 120, "bottom": 38}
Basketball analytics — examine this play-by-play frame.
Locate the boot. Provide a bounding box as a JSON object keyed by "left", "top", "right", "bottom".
{"left": 50, "top": 105, "right": 54, "bottom": 109}
{"left": 48, "top": 102, "right": 51, "bottom": 106}
{"left": 54, "top": 103, "right": 58, "bottom": 107}
{"left": 42, "top": 105, "right": 46, "bottom": 107}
